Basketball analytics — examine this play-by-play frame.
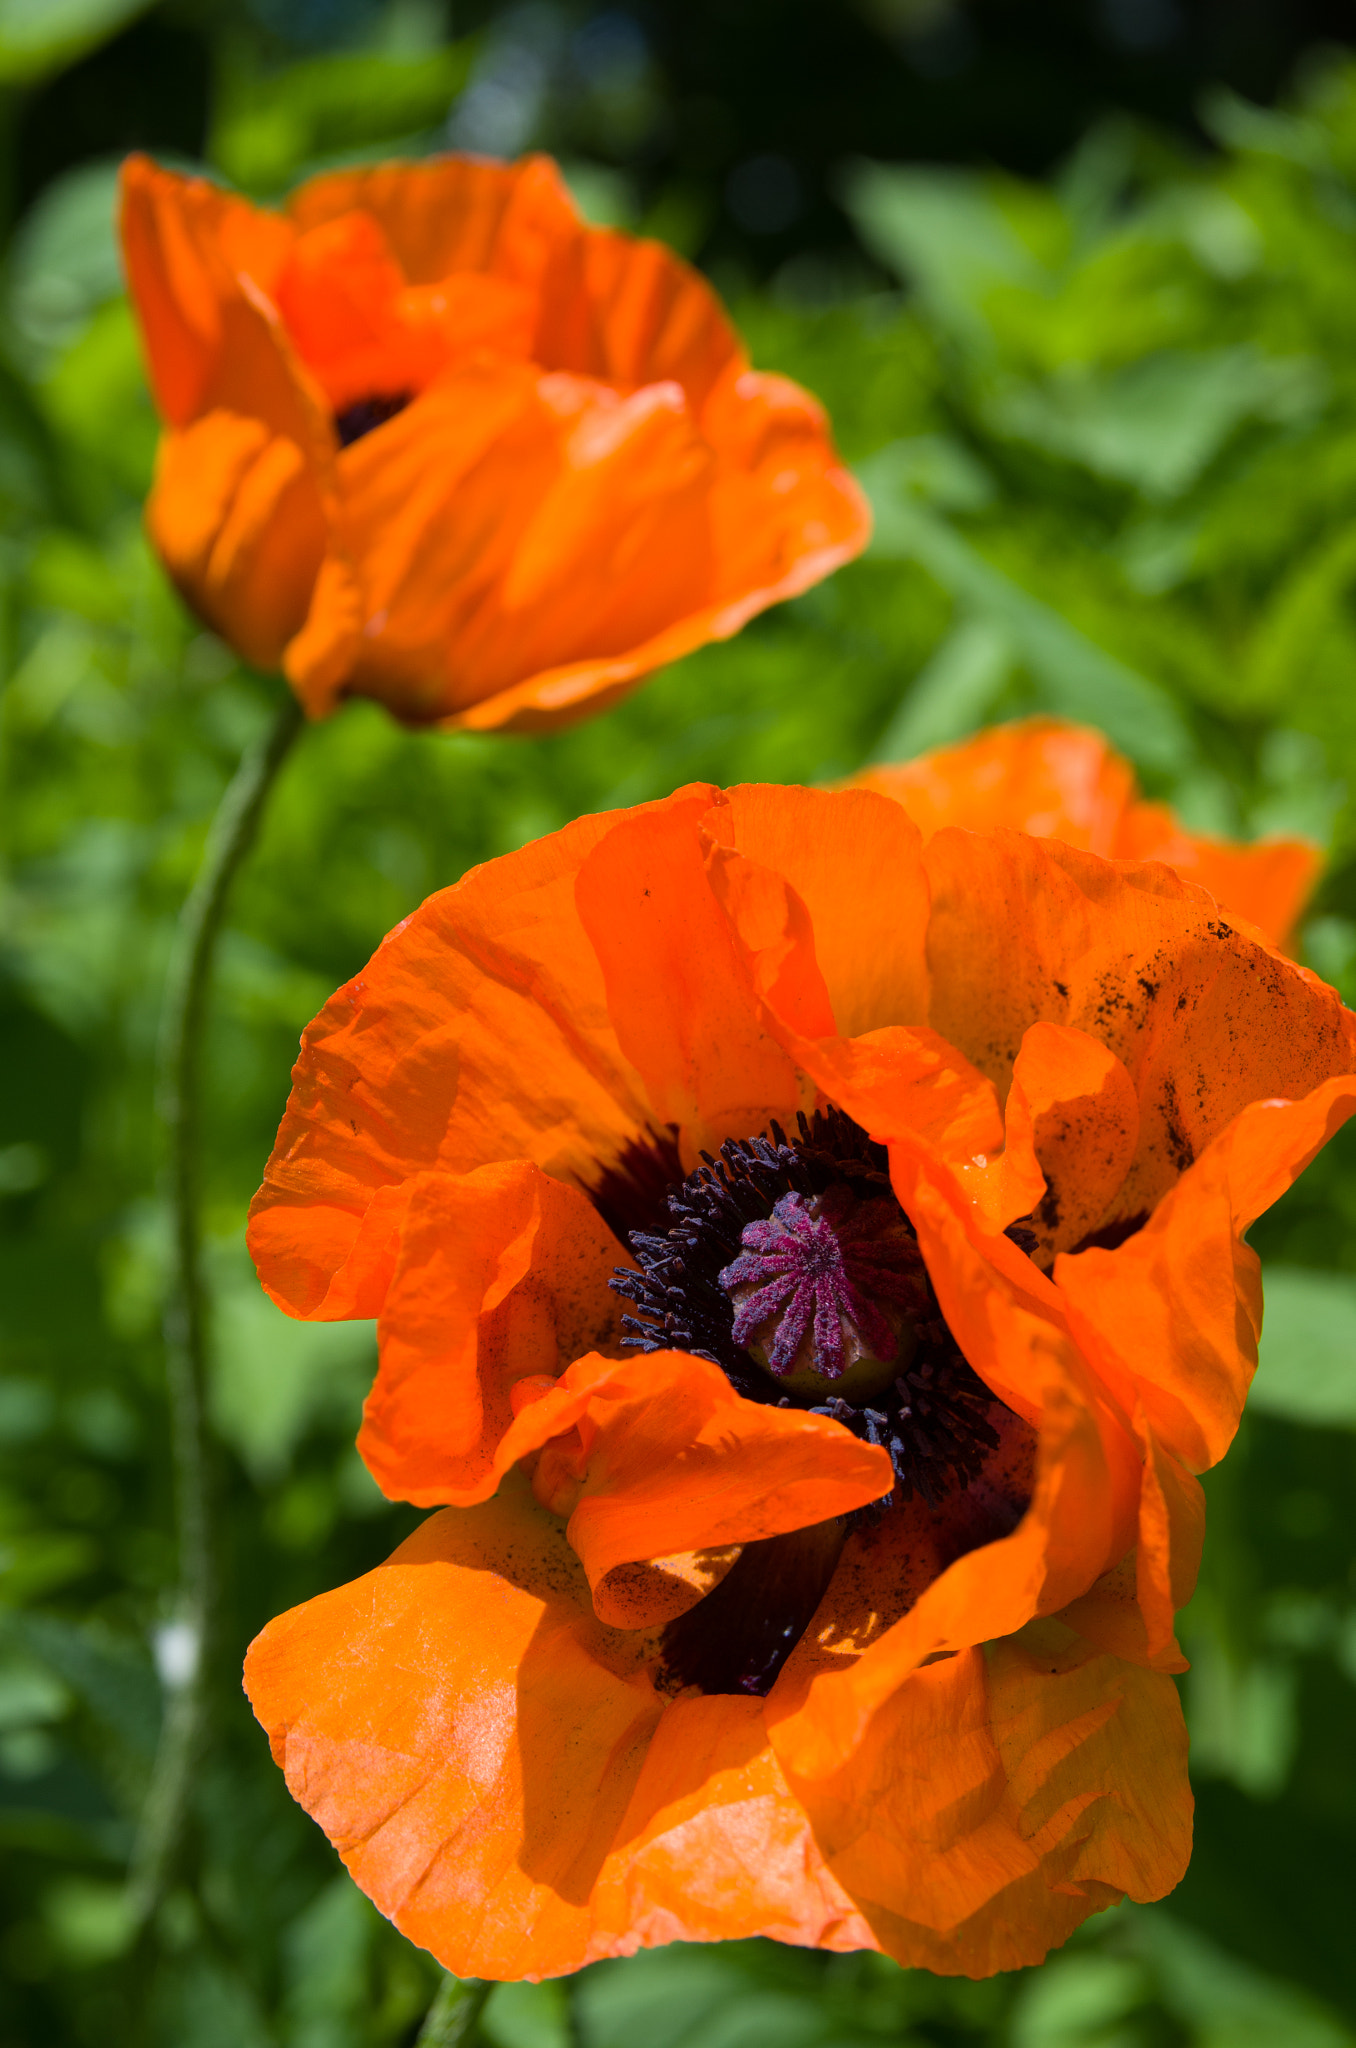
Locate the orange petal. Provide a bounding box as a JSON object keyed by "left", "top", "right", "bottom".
{"left": 591, "top": 1693, "right": 876, "bottom": 1954}
{"left": 119, "top": 156, "right": 321, "bottom": 447}
{"left": 698, "top": 809, "right": 1002, "bottom": 1166}
{"left": 283, "top": 552, "right": 365, "bottom": 716}
{"left": 776, "top": 1183, "right": 1138, "bottom": 1754}
{"left": 319, "top": 368, "right": 722, "bottom": 726}
{"left": 962, "top": 1022, "right": 1140, "bottom": 1250}
{"left": 853, "top": 718, "right": 1319, "bottom": 956}
{"left": 1056, "top": 1072, "right": 1356, "bottom": 1472}
{"left": 274, "top": 210, "right": 408, "bottom": 380}
{"left": 533, "top": 222, "right": 742, "bottom": 410}
{"left": 439, "top": 372, "right": 870, "bottom": 737}
{"left": 273, "top": 209, "right": 533, "bottom": 412}
{"left": 277, "top": 214, "right": 537, "bottom": 405}
{"left": 359, "top": 1162, "right": 627, "bottom": 1508}
{"left": 245, "top": 1477, "right": 874, "bottom": 1978}
{"left": 1130, "top": 1407, "right": 1204, "bottom": 1665}
{"left": 701, "top": 368, "right": 873, "bottom": 615}
{"left": 701, "top": 785, "right": 930, "bottom": 1038}
{"left": 1114, "top": 799, "right": 1320, "bottom": 954}
{"left": 147, "top": 411, "right": 325, "bottom": 668}
{"left": 854, "top": 717, "right": 1135, "bottom": 851}
{"left": 287, "top": 153, "right": 580, "bottom": 293}
{"left": 773, "top": 1623, "right": 1190, "bottom": 1975}
{"left": 246, "top": 798, "right": 708, "bottom": 1320}
{"left": 492, "top": 1350, "right": 892, "bottom": 1624}
{"left": 574, "top": 791, "right": 805, "bottom": 1157}
{"left": 245, "top": 1479, "right": 662, "bottom": 1981}
{"left": 923, "top": 829, "right": 1356, "bottom": 1230}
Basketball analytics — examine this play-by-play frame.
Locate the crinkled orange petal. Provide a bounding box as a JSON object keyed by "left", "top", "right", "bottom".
{"left": 1114, "top": 799, "right": 1320, "bottom": 955}
{"left": 274, "top": 210, "right": 535, "bottom": 414}
{"left": 245, "top": 1478, "right": 662, "bottom": 1981}
{"left": 120, "top": 155, "right": 318, "bottom": 446}
{"left": 532, "top": 220, "right": 742, "bottom": 411}
{"left": 589, "top": 1694, "right": 875, "bottom": 1955}
{"left": 148, "top": 411, "right": 326, "bottom": 669}
{"left": 923, "top": 829, "right": 1356, "bottom": 1229}
{"left": 274, "top": 210, "right": 409, "bottom": 382}
{"left": 359, "top": 1162, "right": 627, "bottom": 1508}
{"left": 772, "top": 1623, "right": 1190, "bottom": 1976}
{"left": 854, "top": 718, "right": 1136, "bottom": 852}
{"left": 305, "top": 371, "right": 721, "bottom": 725}
{"left": 699, "top": 366, "right": 873, "bottom": 624}
{"left": 286, "top": 153, "right": 580, "bottom": 293}
{"left": 574, "top": 791, "right": 805, "bottom": 1157}
{"left": 762, "top": 1187, "right": 1138, "bottom": 1788}
{"left": 698, "top": 823, "right": 1002, "bottom": 1166}
{"left": 244, "top": 1476, "right": 873, "bottom": 1979}
{"left": 701, "top": 785, "right": 930, "bottom": 1038}
{"left": 246, "top": 796, "right": 717, "bottom": 1319}
{"left": 1057, "top": 1072, "right": 1356, "bottom": 1472}
{"left": 425, "top": 373, "right": 870, "bottom": 737}
{"left": 962, "top": 1022, "right": 1140, "bottom": 1249}
{"left": 853, "top": 717, "right": 1319, "bottom": 956}
{"left": 489, "top": 1349, "right": 892, "bottom": 1622}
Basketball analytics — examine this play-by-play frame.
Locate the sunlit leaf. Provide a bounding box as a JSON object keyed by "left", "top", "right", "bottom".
{"left": 0, "top": 0, "right": 149, "bottom": 84}
{"left": 1253, "top": 1268, "right": 1356, "bottom": 1427}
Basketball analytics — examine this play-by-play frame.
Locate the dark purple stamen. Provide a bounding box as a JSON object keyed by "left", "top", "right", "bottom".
{"left": 720, "top": 1186, "right": 914, "bottom": 1377}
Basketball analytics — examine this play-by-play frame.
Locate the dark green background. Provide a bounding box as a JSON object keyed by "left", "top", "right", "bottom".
{"left": 4, "top": 2, "right": 1356, "bottom": 2042}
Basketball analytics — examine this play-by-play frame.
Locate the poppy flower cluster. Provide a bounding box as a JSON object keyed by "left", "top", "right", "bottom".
{"left": 119, "top": 152, "right": 867, "bottom": 732}
{"left": 243, "top": 747, "right": 1356, "bottom": 1980}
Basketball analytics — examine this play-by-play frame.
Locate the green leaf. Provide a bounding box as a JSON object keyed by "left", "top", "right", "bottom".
{"left": 0, "top": 0, "right": 149, "bottom": 84}
{"left": 7, "top": 159, "right": 123, "bottom": 375}
{"left": 483, "top": 1980, "right": 571, "bottom": 2048}
{"left": 990, "top": 348, "right": 1324, "bottom": 502}
{"left": 1010, "top": 1951, "right": 1149, "bottom": 2048}
{"left": 843, "top": 161, "right": 1049, "bottom": 345}
{"left": 859, "top": 445, "right": 1193, "bottom": 773}
{"left": 1252, "top": 1268, "right": 1356, "bottom": 1427}
{"left": 871, "top": 618, "right": 1014, "bottom": 761}
{"left": 3, "top": 1612, "right": 159, "bottom": 1759}
{"left": 1134, "top": 1910, "right": 1356, "bottom": 2047}
{"left": 211, "top": 44, "right": 474, "bottom": 195}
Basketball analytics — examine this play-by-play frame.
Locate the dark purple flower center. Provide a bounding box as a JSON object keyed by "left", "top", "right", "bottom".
{"left": 598, "top": 1106, "right": 1032, "bottom": 1701}
{"left": 606, "top": 1108, "right": 1005, "bottom": 1506}
{"left": 720, "top": 1185, "right": 919, "bottom": 1384}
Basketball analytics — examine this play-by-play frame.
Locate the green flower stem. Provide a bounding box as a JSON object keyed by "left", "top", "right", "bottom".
{"left": 128, "top": 689, "right": 305, "bottom": 1932}
{"left": 415, "top": 1975, "right": 492, "bottom": 2047}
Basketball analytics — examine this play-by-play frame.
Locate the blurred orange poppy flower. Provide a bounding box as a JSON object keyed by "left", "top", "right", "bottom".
{"left": 853, "top": 716, "right": 1319, "bottom": 954}
{"left": 244, "top": 783, "right": 1356, "bottom": 1978}
{"left": 118, "top": 153, "right": 868, "bottom": 733}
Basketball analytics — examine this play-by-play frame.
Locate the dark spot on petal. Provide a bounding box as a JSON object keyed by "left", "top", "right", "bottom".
{"left": 1068, "top": 1209, "right": 1149, "bottom": 1255}
{"left": 334, "top": 391, "right": 414, "bottom": 447}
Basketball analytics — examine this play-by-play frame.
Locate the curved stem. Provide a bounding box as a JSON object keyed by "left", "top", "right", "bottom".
{"left": 128, "top": 690, "right": 305, "bottom": 1931}
{"left": 416, "top": 1975, "right": 492, "bottom": 2047}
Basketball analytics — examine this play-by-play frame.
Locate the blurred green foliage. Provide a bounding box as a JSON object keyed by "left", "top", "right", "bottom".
{"left": 5, "top": 9, "right": 1356, "bottom": 2046}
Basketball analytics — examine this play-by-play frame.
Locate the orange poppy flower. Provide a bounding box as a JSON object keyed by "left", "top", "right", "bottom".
{"left": 118, "top": 154, "right": 868, "bottom": 732}
{"left": 853, "top": 716, "right": 1320, "bottom": 954}
{"left": 244, "top": 784, "right": 1356, "bottom": 1979}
